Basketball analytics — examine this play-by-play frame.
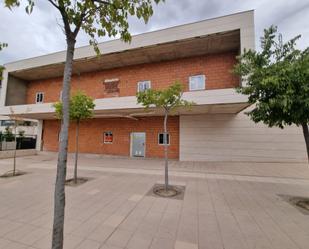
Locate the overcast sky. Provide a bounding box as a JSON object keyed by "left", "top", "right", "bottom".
{"left": 0, "top": 0, "right": 309, "bottom": 65}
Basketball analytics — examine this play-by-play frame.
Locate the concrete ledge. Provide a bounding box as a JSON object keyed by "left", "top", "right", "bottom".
{"left": 0, "top": 149, "right": 37, "bottom": 159}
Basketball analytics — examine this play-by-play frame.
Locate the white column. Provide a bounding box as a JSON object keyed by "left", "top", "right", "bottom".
{"left": 240, "top": 11, "right": 256, "bottom": 87}
{"left": 0, "top": 70, "right": 8, "bottom": 107}
{"left": 36, "top": 120, "right": 43, "bottom": 151}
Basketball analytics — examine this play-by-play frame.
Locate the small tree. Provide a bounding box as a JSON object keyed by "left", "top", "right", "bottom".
{"left": 18, "top": 129, "right": 25, "bottom": 137}
{"left": 3, "top": 126, "right": 14, "bottom": 141}
{"left": 18, "top": 129, "right": 25, "bottom": 149}
{"left": 2, "top": 121, "right": 18, "bottom": 176}
{"left": 234, "top": 26, "right": 309, "bottom": 162}
{"left": 54, "top": 91, "right": 95, "bottom": 184}
{"left": 137, "top": 82, "right": 193, "bottom": 191}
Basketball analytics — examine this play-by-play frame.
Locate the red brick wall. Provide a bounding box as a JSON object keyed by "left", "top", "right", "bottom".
{"left": 26, "top": 52, "right": 239, "bottom": 104}
{"left": 43, "top": 116, "right": 179, "bottom": 159}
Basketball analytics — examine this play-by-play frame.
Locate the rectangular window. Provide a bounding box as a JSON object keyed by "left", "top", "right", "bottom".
{"left": 103, "top": 131, "right": 113, "bottom": 144}
{"left": 189, "top": 75, "right": 206, "bottom": 91}
{"left": 35, "top": 92, "right": 44, "bottom": 103}
{"left": 158, "top": 133, "right": 170, "bottom": 145}
{"left": 1, "top": 120, "right": 15, "bottom": 126}
{"left": 137, "top": 80, "right": 151, "bottom": 92}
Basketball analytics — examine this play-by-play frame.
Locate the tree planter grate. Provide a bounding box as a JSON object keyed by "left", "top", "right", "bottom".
{"left": 279, "top": 195, "right": 309, "bottom": 215}
{"left": 146, "top": 183, "right": 185, "bottom": 200}
{"left": 0, "top": 170, "right": 27, "bottom": 178}
{"left": 65, "top": 177, "right": 92, "bottom": 187}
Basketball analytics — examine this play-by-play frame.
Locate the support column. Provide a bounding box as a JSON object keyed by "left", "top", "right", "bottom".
{"left": 0, "top": 70, "right": 8, "bottom": 106}
{"left": 36, "top": 120, "right": 43, "bottom": 151}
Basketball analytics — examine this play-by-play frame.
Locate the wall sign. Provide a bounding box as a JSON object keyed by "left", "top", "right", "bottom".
{"left": 103, "top": 131, "right": 113, "bottom": 144}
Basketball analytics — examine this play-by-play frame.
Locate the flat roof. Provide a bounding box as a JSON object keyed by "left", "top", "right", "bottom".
{"left": 4, "top": 10, "right": 254, "bottom": 81}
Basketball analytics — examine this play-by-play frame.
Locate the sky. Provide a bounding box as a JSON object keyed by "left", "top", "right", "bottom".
{"left": 0, "top": 0, "right": 309, "bottom": 65}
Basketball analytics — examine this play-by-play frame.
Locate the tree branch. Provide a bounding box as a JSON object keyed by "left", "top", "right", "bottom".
{"left": 57, "top": 0, "right": 73, "bottom": 39}
{"left": 91, "top": 0, "right": 112, "bottom": 5}
{"left": 47, "top": 0, "right": 60, "bottom": 11}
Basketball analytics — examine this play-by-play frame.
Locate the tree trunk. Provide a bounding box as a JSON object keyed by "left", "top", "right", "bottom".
{"left": 164, "top": 111, "right": 169, "bottom": 191}
{"left": 301, "top": 123, "right": 309, "bottom": 163}
{"left": 52, "top": 37, "right": 76, "bottom": 249}
{"left": 13, "top": 121, "right": 17, "bottom": 176}
{"left": 74, "top": 119, "right": 80, "bottom": 184}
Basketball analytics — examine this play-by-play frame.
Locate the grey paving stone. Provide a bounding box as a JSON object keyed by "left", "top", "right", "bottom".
{"left": 1, "top": 154, "right": 309, "bottom": 249}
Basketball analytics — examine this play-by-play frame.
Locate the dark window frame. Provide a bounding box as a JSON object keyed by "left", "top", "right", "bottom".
{"left": 35, "top": 92, "right": 44, "bottom": 103}
{"left": 158, "top": 132, "right": 170, "bottom": 145}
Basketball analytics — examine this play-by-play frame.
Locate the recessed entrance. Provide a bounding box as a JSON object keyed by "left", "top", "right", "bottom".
{"left": 131, "top": 132, "right": 146, "bottom": 157}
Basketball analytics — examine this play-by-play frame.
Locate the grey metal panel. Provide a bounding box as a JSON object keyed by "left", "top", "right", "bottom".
{"left": 131, "top": 132, "right": 145, "bottom": 157}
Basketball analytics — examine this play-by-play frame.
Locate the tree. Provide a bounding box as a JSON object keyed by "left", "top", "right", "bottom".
{"left": 137, "top": 82, "right": 193, "bottom": 191}
{"left": 234, "top": 26, "right": 309, "bottom": 162}
{"left": 18, "top": 129, "right": 25, "bottom": 137}
{"left": 18, "top": 129, "right": 25, "bottom": 149}
{"left": 3, "top": 121, "right": 18, "bottom": 176}
{"left": 4, "top": 1, "right": 164, "bottom": 248}
{"left": 3, "top": 126, "right": 14, "bottom": 142}
{"left": 54, "top": 91, "right": 95, "bottom": 184}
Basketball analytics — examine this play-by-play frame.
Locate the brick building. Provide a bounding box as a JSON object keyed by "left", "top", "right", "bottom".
{"left": 0, "top": 11, "right": 307, "bottom": 162}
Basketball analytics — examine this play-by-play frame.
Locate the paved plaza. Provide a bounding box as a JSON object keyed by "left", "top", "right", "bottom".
{"left": 1, "top": 153, "right": 309, "bottom": 249}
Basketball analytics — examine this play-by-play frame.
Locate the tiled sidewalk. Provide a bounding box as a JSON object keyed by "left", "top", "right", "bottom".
{"left": 0, "top": 154, "right": 309, "bottom": 248}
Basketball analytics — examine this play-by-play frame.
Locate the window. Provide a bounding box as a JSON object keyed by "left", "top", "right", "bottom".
{"left": 35, "top": 92, "right": 44, "bottom": 103}
{"left": 0, "top": 120, "right": 15, "bottom": 126}
{"left": 158, "top": 133, "right": 170, "bottom": 145}
{"left": 19, "top": 121, "right": 32, "bottom": 126}
{"left": 137, "top": 80, "right": 151, "bottom": 92}
{"left": 189, "top": 75, "right": 206, "bottom": 91}
{"left": 103, "top": 131, "right": 113, "bottom": 144}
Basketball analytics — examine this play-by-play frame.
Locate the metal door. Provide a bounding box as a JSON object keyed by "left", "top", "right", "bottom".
{"left": 131, "top": 132, "right": 145, "bottom": 157}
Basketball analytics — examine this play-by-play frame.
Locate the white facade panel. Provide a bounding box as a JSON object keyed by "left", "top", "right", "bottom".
{"left": 180, "top": 111, "right": 307, "bottom": 162}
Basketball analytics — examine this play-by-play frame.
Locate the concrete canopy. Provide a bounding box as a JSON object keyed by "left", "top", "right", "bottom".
{"left": 0, "top": 89, "right": 250, "bottom": 120}
{"left": 10, "top": 30, "right": 240, "bottom": 81}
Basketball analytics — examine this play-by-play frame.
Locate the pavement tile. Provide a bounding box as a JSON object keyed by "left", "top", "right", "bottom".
{"left": 149, "top": 237, "right": 175, "bottom": 249}
{"left": 99, "top": 244, "right": 123, "bottom": 249}
{"left": 87, "top": 225, "right": 115, "bottom": 243}
{"left": 63, "top": 234, "right": 85, "bottom": 249}
{"left": 0, "top": 238, "right": 11, "bottom": 248}
{"left": 174, "top": 241, "right": 198, "bottom": 249}
{"left": 105, "top": 229, "right": 133, "bottom": 248}
{"left": 74, "top": 239, "right": 101, "bottom": 249}
{"left": 18, "top": 227, "right": 50, "bottom": 246}
{"left": 126, "top": 233, "right": 153, "bottom": 249}
{"left": 32, "top": 233, "right": 51, "bottom": 249}
{"left": 2, "top": 154, "right": 309, "bottom": 249}
{"left": 4, "top": 224, "right": 37, "bottom": 241}
{"left": 128, "top": 194, "right": 144, "bottom": 202}
{"left": 4, "top": 241, "right": 28, "bottom": 249}
{"left": 87, "top": 189, "right": 101, "bottom": 196}
{"left": 104, "top": 215, "right": 125, "bottom": 228}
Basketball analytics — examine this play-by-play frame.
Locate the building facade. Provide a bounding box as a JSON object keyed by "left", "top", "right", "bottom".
{"left": 0, "top": 11, "right": 307, "bottom": 162}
